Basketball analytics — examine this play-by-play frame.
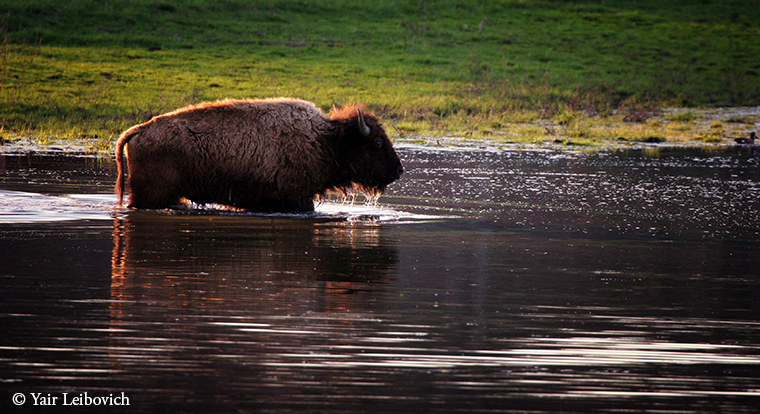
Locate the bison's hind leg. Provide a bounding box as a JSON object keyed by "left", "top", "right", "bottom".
{"left": 128, "top": 192, "right": 183, "bottom": 209}
{"left": 126, "top": 166, "right": 184, "bottom": 209}
{"left": 127, "top": 182, "right": 183, "bottom": 209}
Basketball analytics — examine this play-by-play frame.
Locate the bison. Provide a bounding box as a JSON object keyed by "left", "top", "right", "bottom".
{"left": 115, "top": 98, "right": 403, "bottom": 213}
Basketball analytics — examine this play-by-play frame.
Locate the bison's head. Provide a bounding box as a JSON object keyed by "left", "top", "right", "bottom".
{"left": 330, "top": 106, "right": 403, "bottom": 197}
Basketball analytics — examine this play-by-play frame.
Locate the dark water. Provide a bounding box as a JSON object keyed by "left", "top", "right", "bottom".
{"left": 1, "top": 146, "right": 759, "bottom": 413}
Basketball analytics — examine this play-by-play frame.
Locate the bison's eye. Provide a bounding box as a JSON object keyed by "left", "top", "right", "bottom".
{"left": 373, "top": 137, "right": 383, "bottom": 149}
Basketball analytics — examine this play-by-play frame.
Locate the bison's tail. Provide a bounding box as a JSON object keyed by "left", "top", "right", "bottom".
{"left": 115, "top": 126, "right": 139, "bottom": 207}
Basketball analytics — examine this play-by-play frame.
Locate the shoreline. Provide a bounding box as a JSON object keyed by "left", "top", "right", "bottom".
{"left": 0, "top": 136, "right": 753, "bottom": 159}
{"left": 1, "top": 106, "right": 758, "bottom": 157}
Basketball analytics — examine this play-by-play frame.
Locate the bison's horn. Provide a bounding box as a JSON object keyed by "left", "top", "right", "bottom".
{"left": 357, "top": 109, "right": 371, "bottom": 137}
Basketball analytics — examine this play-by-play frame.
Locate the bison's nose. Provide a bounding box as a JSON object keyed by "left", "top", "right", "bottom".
{"left": 387, "top": 163, "right": 403, "bottom": 183}
{"left": 390, "top": 164, "right": 403, "bottom": 181}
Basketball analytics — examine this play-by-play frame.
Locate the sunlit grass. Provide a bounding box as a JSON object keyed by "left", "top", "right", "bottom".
{"left": 1, "top": 0, "right": 759, "bottom": 148}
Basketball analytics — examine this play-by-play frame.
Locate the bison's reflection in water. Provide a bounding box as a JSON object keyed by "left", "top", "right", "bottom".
{"left": 110, "top": 212, "right": 398, "bottom": 319}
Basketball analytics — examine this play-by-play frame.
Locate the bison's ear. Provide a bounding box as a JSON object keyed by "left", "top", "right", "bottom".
{"left": 357, "top": 109, "right": 371, "bottom": 137}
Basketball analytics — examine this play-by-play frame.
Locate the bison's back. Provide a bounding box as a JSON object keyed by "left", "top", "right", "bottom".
{"left": 124, "top": 99, "right": 334, "bottom": 211}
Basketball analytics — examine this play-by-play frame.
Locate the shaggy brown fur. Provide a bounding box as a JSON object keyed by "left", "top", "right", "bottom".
{"left": 115, "top": 98, "right": 403, "bottom": 213}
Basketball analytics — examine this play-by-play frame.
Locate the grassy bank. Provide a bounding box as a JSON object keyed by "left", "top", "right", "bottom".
{"left": 1, "top": 0, "right": 759, "bottom": 149}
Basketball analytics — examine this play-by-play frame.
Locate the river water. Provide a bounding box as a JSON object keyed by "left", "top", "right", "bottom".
{"left": 1, "top": 145, "right": 759, "bottom": 413}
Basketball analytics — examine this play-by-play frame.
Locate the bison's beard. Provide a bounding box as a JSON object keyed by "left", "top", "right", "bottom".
{"left": 316, "top": 182, "right": 383, "bottom": 207}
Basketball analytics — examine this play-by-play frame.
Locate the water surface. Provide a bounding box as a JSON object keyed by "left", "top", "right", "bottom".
{"left": 1, "top": 146, "right": 759, "bottom": 413}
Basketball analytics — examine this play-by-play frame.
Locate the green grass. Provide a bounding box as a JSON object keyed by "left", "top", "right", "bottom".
{"left": 1, "top": 0, "right": 759, "bottom": 149}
